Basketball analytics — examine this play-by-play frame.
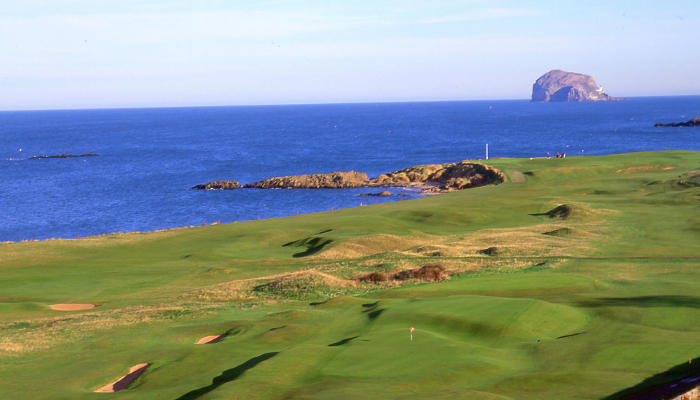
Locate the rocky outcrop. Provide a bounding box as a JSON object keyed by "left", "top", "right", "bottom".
{"left": 654, "top": 117, "right": 700, "bottom": 127}
{"left": 359, "top": 191, "right": 393, "bottom": 197}
{"left": 532, "top": 70, "right": 625, "bottom": 102}
{"left": 370, "top": 161, "right": 506, "bottom": 191}
{"left": 193, "top": 162, "right": 506, "bottom": 192}
{"left": 191, "top": 180, "right": 243, "bottom": 190}
{"left": 244, "top": 171, "right": 369, "bottom": 189}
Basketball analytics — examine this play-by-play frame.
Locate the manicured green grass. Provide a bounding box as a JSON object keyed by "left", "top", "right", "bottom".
{"left": 1, "top": 151, "right": 700, "bottom": 399}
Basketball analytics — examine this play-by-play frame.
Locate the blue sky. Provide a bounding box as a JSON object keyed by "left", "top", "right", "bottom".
{"left": 0, "top": 0, "right": 698, "bottom": 110}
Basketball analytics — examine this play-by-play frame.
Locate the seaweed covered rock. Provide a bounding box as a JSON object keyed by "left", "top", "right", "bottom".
{"left": 191, "top": 180, "right": 243, "bottom": 190}
{"left": 654, "top": 117, "right": 700, "bottom": 127}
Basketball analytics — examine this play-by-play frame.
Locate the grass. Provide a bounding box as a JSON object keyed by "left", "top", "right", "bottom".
{"left": 1, "top": 151, "right": 700, "bottom": 399}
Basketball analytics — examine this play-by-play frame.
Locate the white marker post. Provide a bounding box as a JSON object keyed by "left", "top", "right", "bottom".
{"left": 486, "top": 144, "right": 489, "bottom": 160}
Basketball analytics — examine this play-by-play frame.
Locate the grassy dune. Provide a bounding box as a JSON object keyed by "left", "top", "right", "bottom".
{"left": 1, "top": 151, "right": 700, "bottom": 399}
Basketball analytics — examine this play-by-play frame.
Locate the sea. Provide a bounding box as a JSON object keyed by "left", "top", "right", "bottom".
{"left": 1, "top": 96, "right": 699, "bottom": 242}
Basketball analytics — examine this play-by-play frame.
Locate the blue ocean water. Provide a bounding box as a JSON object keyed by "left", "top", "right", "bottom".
{"left": 1, "top": 96, "right": 699, "bottom": 242}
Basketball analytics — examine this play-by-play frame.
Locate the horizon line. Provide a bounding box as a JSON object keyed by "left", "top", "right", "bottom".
{"left": 2, "top": 94, "right": 698, "bottom": 113}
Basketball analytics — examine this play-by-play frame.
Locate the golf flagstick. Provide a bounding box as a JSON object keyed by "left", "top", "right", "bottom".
{"left": 410, "top": 326, "right": 415, "bottom": 341}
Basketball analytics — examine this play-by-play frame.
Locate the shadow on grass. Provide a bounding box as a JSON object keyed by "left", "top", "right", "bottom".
{"left": 579, "top": 295, "right": 700, "bottom": 309}
{"left": 328, "top": 336, "right": 359, "bottom": 347}
{"left": 366, "top": 309, "right": 385, "bottom": 321}
{"left": 530, "top": 204, "right": 573, "bottom": 219}
{"left": 174, "top": 352, "right": 280, "bottom": 400}
{"left": 283, "top": 237, "right": 334, "bottom": 258}
{"left": 604, "top": 356, "right": 700, "bottom": 400}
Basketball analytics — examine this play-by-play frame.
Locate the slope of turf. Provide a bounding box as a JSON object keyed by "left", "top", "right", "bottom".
{"left": 1, "top": 151, "right": 700, "bottom": 399}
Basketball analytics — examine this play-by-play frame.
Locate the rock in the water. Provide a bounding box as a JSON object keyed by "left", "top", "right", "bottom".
{"left": 654, "top": 116, "right": 700, "bottom": 127}
{"left": 244, "top": 171, "right": 369, "bottom": 189}
{"left": 192, "top": 180, "right": 243, "bottom": 190}
{"left": 30, "top": 153, "right": 98, "bottom": 159}
{"left": 531, "top": 70, "right": 625, "bottom": 102}
{"left": 358, "top": 191, "right": 393, "bottom": 197}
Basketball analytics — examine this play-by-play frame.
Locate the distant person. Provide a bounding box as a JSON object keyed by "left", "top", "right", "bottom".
{"left": 547, "top": 152, "right": 550, "bottom": 159}
{"left": 562, "top": 153, "right": 566, "bottom": 158}
{"left": 556, "top": 152, "right": 560, "bottom": 158}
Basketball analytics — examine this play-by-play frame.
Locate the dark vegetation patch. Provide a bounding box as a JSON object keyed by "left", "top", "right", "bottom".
{"left": 357, "top": 264, "right": 450, "bottom": 284}
{"left": 680, "top": 171, "right": 700, "bottom": 187}
{"left": 395, "top": 264, "right": 449, "bottom": 281}
{"left": 252, "top": 276, "right": 342, "bottom": 300}
{"left": 542, "top": 204, "right": 573, "bottom": 219}
{"left": 478, "top": 246, "right": 501, "bottom": 256}
{"left": 409, "top": 245, "right": 443, "bottom": 257}
{"left": 358, "top": 271, "right": 388, "bottom": 283}
{"left": 521, "top": 261, "right": 552, "bottom": 272}
{"left": 543, "top": 228, "right": 576, "bottom": 237}
{"left": 523, "top": 171, "right": 535, "bottom": 176}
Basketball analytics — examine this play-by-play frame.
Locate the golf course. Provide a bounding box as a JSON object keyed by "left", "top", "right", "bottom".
{"left": 2, "top": 150, "right": 700, "bottom": 399}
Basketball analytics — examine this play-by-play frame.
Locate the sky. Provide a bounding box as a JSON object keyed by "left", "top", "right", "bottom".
{"left": 0, "top": 0, "right": 698, "bottom": 110}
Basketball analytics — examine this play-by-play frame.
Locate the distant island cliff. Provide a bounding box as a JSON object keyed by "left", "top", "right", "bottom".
{"left": 532, "top": 70, "right": 626, "bottom": 102}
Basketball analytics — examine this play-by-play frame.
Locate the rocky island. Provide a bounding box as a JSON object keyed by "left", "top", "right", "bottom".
{"left": 532, "top": 70, "right": 625, "bottom": 102}
{"left": 654, "top": 117, "right": 700, "bottom": 127}
{"left": 192, "top": 161, "right": 505, "bottom": 193}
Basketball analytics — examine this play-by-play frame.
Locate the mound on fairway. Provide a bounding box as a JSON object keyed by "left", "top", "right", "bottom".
{"left": 48, "top": 304, "right": 96, "bottom": 311}
{"left": 95, "top": 363, "right": 150, "bottom": 393}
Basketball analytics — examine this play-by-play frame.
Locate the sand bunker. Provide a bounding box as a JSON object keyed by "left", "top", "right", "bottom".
{"left": 49, "top": 303, "right": 96, "bottom": 311}
{"left": 196, "top": 334, "right": 226, "bottom": 344}
{"left": 95, "top": 363, "right": 150, "bottom": 393}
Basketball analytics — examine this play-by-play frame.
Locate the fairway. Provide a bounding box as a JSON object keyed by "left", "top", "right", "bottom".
{"left": 2, "top": 151, "right": 700, "bottom": 399}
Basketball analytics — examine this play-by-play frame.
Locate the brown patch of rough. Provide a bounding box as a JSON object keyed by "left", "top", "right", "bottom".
{"left": 615, "top": 165, "right": 673, "bottom": 173}
{"left": 358, "top": 264, "right": 450, "bottom": 284}
{"left": 95, "top": 363, "right": 150, "bottom": 392}
{"left": 196, "top": 334, "right": 226, "bottom": 344}
{"left": 49, "top": 303, "right": 96, "bottom": 311}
